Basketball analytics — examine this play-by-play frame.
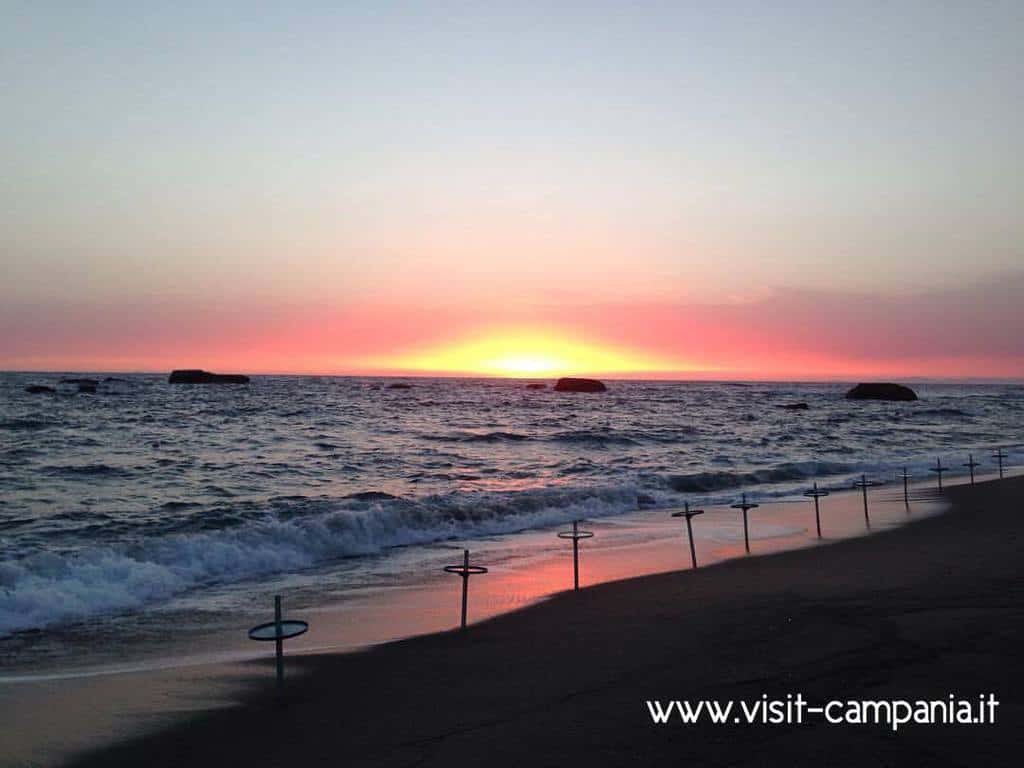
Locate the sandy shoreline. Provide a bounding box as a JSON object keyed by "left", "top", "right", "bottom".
{"left": 2, "top": 469, "right": 952, "bottom": 684}
{"left": 36, "top": 474, "right": 1020, "bottom": 767}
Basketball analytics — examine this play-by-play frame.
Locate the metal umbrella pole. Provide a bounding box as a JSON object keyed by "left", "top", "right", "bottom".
{"left": 671, "top": 502, "right": 705, "bottom": 568}
{"left": 852, "top": 474, "right": 880, "bottom": 530}
{"left": 247, "top": 595, "right": 309, "bottom": 698}
{"left": 991, "top": 448, "right": 1007, "bottom": 479}
{"left": 898, "top": 467, "right": 912, "bottom": 507}
{"left": 730, "top": 493, "right": 759, "bottom": 554}
{"left": 442, "top": 549, "right": 489, "bottom": 629}
{"left": 963, "top": 453, "right": 980, "bottom": 485}
{"left": 557, "top": 520, "right": 594, "bottom": 591}
{"left": 802, "top": 482, "right": 829, "bottom": 539}
{"left": 929, "top": 458, "right": 948, "bottom": 491}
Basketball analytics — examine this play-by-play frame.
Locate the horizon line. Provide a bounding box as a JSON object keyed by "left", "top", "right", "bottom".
{"left": 4, "top": 368, "right": 1023, "bottom": 386}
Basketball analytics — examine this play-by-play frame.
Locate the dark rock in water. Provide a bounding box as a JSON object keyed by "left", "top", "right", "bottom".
{"left": 344, "top": 491, "right": 398, "bottom": 502}
{"left": 525, "top": 383, "right": 547, "bottom": 390}
{"left": 60, "top": 377, "right": 100, "bottom": 387}
{"left": 777, "top": 402, "right": 809, "bottom": 410}
{"left": 103, "top": 377, "right": 129, "bottom": 383}
{"left": 168, "top": 369, "right": 250, "bottom": 384}
{"left": 845, "top": 383, "right": 918, "bottom": 402}
{"left": 554, "top": 377, "right": 607, "bottom": 393}
{"left": 77, "top": 382, "right": 97, "bottom": 393}
{"left": 386, "top": 382, "right": 412, "bottom": 390}
{"left": 25, "top": 385, "right": 55, "bottom": 394}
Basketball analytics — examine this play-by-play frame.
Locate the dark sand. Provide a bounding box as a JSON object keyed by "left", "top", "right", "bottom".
{"left": 69, "top": 477, "right": 1023, "bottom": 767}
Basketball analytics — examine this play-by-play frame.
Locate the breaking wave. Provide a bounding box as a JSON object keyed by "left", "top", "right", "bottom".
{"left": 664, "top": 461, "right": 854, "bottom": 493}
{"left": 0, "top": 454, "right": 871, "bottom": 635}
{"left": 0, "top": 485, "right": 645, "bottom": 635}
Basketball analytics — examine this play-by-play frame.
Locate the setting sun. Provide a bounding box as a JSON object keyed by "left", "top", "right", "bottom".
{"left": 365, "top": 330, "right": 691, "bottom": 377}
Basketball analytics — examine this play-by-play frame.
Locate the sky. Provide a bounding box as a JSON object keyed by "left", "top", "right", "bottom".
{"left": 2, "top": 2, "right": 1022, "bottom": 378}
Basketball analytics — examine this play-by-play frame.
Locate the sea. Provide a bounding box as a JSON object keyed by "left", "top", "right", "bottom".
{"left": 1, "top": 373, "right": 1022, "bottom": 668}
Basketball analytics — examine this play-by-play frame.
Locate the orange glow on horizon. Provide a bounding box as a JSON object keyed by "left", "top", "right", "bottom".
{"left": 363, "top": 330, "right": 700, "bottom": 378}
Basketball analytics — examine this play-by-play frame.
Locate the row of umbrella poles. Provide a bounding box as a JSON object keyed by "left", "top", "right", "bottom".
{"left": 251, "top": 448, "right": 1011, "bottom": 693}
{"left": 440, "top": 450, "right": 1009, "bottom": 629}
{"left": 932, "top": 449, "right": 1008, "bottom": 488}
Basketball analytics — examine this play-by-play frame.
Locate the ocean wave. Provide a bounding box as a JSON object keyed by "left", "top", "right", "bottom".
{"left": 342, "top": 491, "right": 399, "bottom": 502}
{"left": 0, "top": 419, "right": 57, "bottom": 432}
{"left": 426, "top": 430, "right": 531, "bottom": 443}
{"left": 663, "top": 461, "right": 853, "bottom": 493}
{"left": 426, "top": 429, "right": 646, "bottom": 446}
{"left": 904, "top": 408, "right": 970, "bottom": 418}
{"left": 44, "top": 463, "right": 130, "bottom": 478}
{"left": 0, "top": 484, "right": 645, "bottom": 635}
{"left": 548, "top": 430, "right": 639, "bottom": 446}
{"left": 1, "top": 447, "right": 42, "bottom": 460}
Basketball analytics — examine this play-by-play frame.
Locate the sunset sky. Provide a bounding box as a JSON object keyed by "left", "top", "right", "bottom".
{"left": 2, "top": 3, "right": 1022, "bottom": 378}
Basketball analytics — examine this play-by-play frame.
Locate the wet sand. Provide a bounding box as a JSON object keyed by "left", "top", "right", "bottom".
{"left": 52, "top": 474, "right": 1023, "bottom": 767}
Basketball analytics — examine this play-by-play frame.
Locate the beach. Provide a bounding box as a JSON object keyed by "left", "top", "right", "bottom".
{"left": 5, "top": 376, "right": 1018, "bottom": 657}
{"left": 6, "top": 2, "right": 1024, "bottom": 765}
{"left": 33, "top": 474, "right": 1017, "bottom": 767}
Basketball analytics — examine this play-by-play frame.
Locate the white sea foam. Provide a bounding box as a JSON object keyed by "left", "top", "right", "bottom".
{"left": 0, "top": 485, "right": 647, "bottom": 635}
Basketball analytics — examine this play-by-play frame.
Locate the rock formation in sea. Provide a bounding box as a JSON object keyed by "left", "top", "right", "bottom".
{"left": 168, "top": 370, "right": 250, "bottom": 384}
{"left": 553, "top": 377, "right": 607, "bottom": 393}
{"left": 845, "top": 382, "right": 918, "bottom": 401}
